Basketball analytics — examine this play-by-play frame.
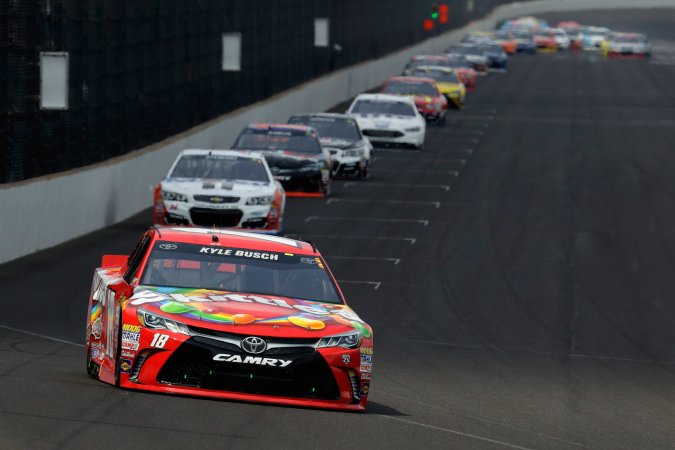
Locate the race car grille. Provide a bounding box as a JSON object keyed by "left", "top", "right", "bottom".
{"left": 188, "top": 325, "right": 319, "bottom": 355}
{"left": 156, "top": 339, "right": 340, "bottom": 400}
{"left": 362, "top": 129, "right": 404, "bottom": 138}
{"left": 193, "top": 195, "right": 240, "bottom": 204}
{"left": 275, "top": 174, "right": 323, "bottom": 193}
{"left": 189, "top": 208, "right": 243, "bottom": 227}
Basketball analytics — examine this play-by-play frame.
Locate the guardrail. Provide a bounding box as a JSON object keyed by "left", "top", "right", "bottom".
{"left": 1, "top": 0, "right": 674, "bottom": 264}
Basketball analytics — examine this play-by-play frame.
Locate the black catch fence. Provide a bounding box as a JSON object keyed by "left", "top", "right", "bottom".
{"left": 1, "top": 0, "right": 519, "bottom": 184}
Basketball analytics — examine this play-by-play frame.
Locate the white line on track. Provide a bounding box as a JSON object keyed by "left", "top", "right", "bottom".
{"left": 343, "top": 181, "right": 450, "bottom": 191}
{"left": 284, "top": 234, "right": 417, "bottom": 245}
{"left": 0, "top": 324, "right": 84, "bottom": 347}
{"left": 449, "top": 115, "right": 494, "bottom": 121}
{"left": 447, "top": 129, "right": 485, "bottom": 135}
{"left": 374, "top": 169, "right": 459, "bottom": 176}
{"left": 305, "top": 216, "right": 429, "bottom": 226}
{"left": 378, "top": 391, "right": 586, "bottom": 447}
{"left": 329, "top": 256, "right": 400, "bottom": 265}
{"left": 378, "top": 416, "right": 534, "bottom": 450}
{"left": 372, "top": 157, "right": 467, "bottom": 163}
{"left": 372, "top": 148, "right": 420, "bottom": 153}
{"left": 447, "top": 122, "right": 490, "bottom": 128}
{"left": 337, "top": 280, "right": 382, "bottom": 290}
{"left": 326, "top": 198, "right": 441, "bottom": 208}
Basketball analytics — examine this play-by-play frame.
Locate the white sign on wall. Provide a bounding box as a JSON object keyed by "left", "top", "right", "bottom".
{"left": 222, "top": 33, "right": 242, "bottom": 71}
{"left": 40, "top": 52, "right": 69, "bottom": 110}
{"left": 314, "top": 18, "right": 329, "bottom": 47}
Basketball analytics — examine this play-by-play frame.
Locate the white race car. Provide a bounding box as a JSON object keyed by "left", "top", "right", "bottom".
{"left": 288, "top": 113, "right": 373, "bottom": 178}
{"left": 346, "top": 94, "right": 426, "bottom": 150}
{"left": 153, "top": 149, "right": 286, "bottom": 234}
{"left": 605, "top": 33, "right": 651, "bottom": 57}
{"left": 582, "top": 26, "right": 611, "bottom": 50}
{"left": 550, "top": 28, "right": 571, "bottom": 50}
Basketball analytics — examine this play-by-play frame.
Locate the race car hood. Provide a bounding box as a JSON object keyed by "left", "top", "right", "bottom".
{"left": 162, "top": 178, "right": 274, "bottom": 198}
{"left": 353, "top": 113, "right": 420, "bottom": 129}
{"left": 437, "top": 82, "right": 465, "bottom": 94}
{"left": 319, "top": 137, "right": 357, "bottom": 150}
{"left": 257, "top": 150, "right": 326, "bottom": 170}
{"left": 128, "top": 286, "right": 371, "bottom": 338}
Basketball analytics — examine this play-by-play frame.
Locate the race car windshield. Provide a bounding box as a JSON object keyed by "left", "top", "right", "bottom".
{"left": 289, "top": 117, "right": 361, "bottom": 141}
{"left": 448, "top": 46, "right": 482, "bottom": 56}
{"left": 411, "top": 70, "right": 459, "bottom": 84}
{"left": 408, "top": 58, "right": 449, "bottom": 70}
{"left": 141, "top": 242, "right": 342, "bottom": 303}
{"left": 170, "top": 155, "right": 270, "bottom": 182}
{"left": 383, "top": 81, "right": 437, "bottom": 96}
{"left": 351, "top": 100, "right": 416, "bottom": 117}
{"left": 612, "top": 36, "right": 643, "bottom": 43}
{"left": 234, "top": 129, "right": 322, "bottom": 154}
{"left": 512, "top": 31, "right": 533, "bottom": 39}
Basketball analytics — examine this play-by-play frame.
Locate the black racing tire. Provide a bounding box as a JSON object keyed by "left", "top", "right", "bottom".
{"left": 114, "top": 307, "right": 122, "bottom": 387}
{"left": 86, "top": 343, "right": 100, "bottom": 379}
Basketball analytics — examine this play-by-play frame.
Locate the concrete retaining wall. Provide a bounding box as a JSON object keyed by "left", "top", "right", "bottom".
{"left": 2, "top": 0, "right": 674, "bottom": 264}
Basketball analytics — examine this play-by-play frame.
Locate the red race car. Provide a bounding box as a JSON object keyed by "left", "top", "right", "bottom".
{"left": 381, "top": 76, "right": 448, "bottom": 123}
{"left": 532, "top": 30, "right": 558, "bottom": 52}
{"left": 403, "top": 55, "right": 477, "bottom": 92}
{"left": 85, "top": 227, "right": 374, "bottom": 410}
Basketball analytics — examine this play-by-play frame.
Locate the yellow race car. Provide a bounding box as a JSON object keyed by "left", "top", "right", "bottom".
{"left": 406, "top": 65, "right": 467, "bottom": 109}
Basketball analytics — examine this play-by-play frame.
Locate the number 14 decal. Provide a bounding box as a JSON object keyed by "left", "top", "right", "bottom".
{"left": 150, "top": 333, "right": 169, "bottom": 348}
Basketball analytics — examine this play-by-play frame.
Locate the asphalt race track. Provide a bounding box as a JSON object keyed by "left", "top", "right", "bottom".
{"left": 3, "top": 8, "right": 675, "bottom": 450}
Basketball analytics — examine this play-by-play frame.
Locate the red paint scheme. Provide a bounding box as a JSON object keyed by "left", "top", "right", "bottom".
{"left": 381, "top": 76, "right": 448, "bottom": 120}
{"left": 85, "top": 227, "right": 374, "bottom": 410}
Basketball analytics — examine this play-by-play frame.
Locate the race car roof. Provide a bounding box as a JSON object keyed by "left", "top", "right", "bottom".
{"left": 291, "top": 112, "right": 352, "bottom": 120}
{"left": 154, "top": 227, "right": 316, "bottom": 254}
{"left": 406, "top": 65, "right": 456, "bottom": 74}
{"left": 385, "top": 76, "right": 438, "bottom": 85}
{"left": 353, "top": 93, "right": 417, "bottom": 105}
{"left": 247, "top": 123, "right": 310, "bottom": 132}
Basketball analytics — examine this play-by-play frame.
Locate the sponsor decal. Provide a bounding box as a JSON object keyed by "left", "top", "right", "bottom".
{"left": 122, "top": 331, "right": 140, "bottom": 343}
{"left": 360, "top": 382, "right": 370, "bottom": 396}
{"left": 91, "top": 318, "right": 103, "bottom": 339}
{"left": 342, "top": 354, "right": 351, "bottom": 365}
{"left": 360, "top": 363, "right": 372, "bottom": 373}
{"left": 122, "top": 341, "right": 140, "bottom": 351}
{"left": 150, "top": 333, "right": 169, "bottom": 349}
{"left": 361, "top": 372, "right": 371, "bottom": 381}
{"left": 241, "top": 336, "right": 266, "bottom": 355}
{"left": 360, "top": 354, "right": 373, "bottom": 364}
{"left": 361, "top": 347, "right": 374, "bottom": 355}
{"left": 122, "top": 324, "right": 141, "bottom": 333}
{"left": 121, "top": 350, "right": 136, "bottom": 358}
{"left": 120, "top": 359, "right": 133, "bottom": 374}
{"left": 159, "top": 243, "right": 177, "bottom": 250}
{"left": 90, "top": 341, "right": 104, "bottom": 361}
{"left": 199, "top": 247, "right": 279, "bottom": 261}
{"left": 213, "top": 354, "right": 292, "bottom": 368}
{"left": 301, "top": 257, "right": 317, "bottom": 265}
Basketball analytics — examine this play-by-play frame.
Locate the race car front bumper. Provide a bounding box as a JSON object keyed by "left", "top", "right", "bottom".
{"left": 121, "top": 335, "right": 372, "bottom": 411}
{"left": 331, "top": 156, "right": 368, "bottom": 177}
{"left": 162, "top": 203, "right": 278, "bottom": 230}
{"left": 362, "top": 127, "right": 425, "bottom": 149}
{"left": 273, "top": 168, "right": 330, "bottom": 197}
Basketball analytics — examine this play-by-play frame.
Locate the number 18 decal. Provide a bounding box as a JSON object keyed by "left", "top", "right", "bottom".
{"left": 150, "top": 333, "right": 169, "bottom": 348}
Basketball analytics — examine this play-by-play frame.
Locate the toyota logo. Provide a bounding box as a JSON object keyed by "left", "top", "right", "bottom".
{"left": 241, "top": 336, "right": 267, "bottom": 354}
{"left": 159, "top": 243, "right": 177, "bottom": 250}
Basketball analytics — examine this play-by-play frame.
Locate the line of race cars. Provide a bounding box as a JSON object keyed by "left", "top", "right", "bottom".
{"left": 85, "top": 15, "right": 651, "bottom": 411}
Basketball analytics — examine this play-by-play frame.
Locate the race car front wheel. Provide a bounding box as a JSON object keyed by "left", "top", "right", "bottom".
{"left": 86, "top": 345, "right": 100, "bottom": 379}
